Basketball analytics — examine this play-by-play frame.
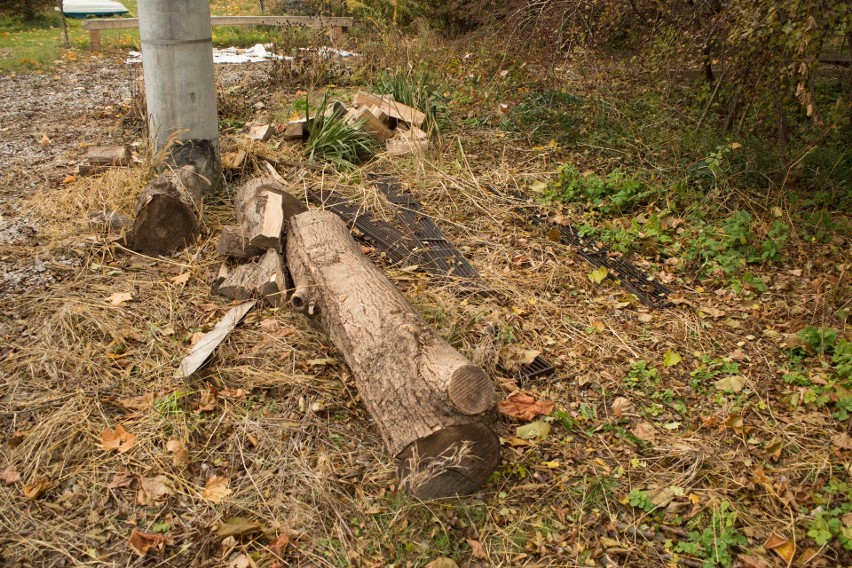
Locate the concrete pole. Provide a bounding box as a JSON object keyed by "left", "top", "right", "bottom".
{"left": 138, "top": 0, "right": 220, "bottom": 191}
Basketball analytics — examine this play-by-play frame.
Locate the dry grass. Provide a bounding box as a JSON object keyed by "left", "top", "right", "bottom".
{"left": 0, "top": 29, "right": 849, "bottom": 568}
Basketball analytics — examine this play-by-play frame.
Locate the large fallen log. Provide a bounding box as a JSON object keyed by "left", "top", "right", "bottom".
{"left": 286, "top": 210, "right": 499, "bottom": 499}
{"left": 132, "top": 165, "right": 205, "bottom": 256}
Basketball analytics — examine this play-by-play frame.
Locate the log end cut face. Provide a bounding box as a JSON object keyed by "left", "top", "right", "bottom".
{"left": 396, "top": 423, "right": 500, "bottom": 500}
{"left": 448, "top": 365, "right": 495, "bottom": 416}
{"left": 132, "top": 194, "right": 199, "bottom": 256}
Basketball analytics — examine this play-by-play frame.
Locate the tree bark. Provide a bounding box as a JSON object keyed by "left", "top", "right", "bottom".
{"left": 286, "top": 210, "right": 499, "bottom": 499}
{"left": 132, "top": 165, "right": 205, "bottom": 256}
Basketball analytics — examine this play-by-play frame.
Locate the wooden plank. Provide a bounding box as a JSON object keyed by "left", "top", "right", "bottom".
{"left": 86, "top": 145, "right": 131, "bottom": 166}
{"left": 82, "top": 15, "right": 354, "bottom": 31}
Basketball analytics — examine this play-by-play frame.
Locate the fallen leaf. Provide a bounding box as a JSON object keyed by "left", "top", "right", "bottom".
{"left": 22, "top": 478, "right": 52, "bottom": 499}
{"left": 188, "top": 332, "right": 206, "bottom": 346}
{"left": 516, "top": 420, "right": 551, "bottom": 440}
{"left": 714, "top": 375, "right": 746, "bottom": 393}
{"left": 637, "top": 313, "right": 653, "bottom": 323}
{"left": 268, "top": 532, "right": 290, "bottom": 558}
{"left": 228, "top": 554, "right": 252, "bottom": 568}
{"left": 197, "top": 388, "right": 217, "bottom": 412}
{"left": 216, "top": 517, "right": 262, "bottom": 538}
{"left": 137, "top": 475, "right": 173, "bottom": 505}
{"left": 166, "top": 439, "right": 189, "bottom": 468}
{"left": 737, "top": 554, "right": 773, "bottom": 568}
{"left": 62, "top": 175, "right": 76, "bottom": 184}
{"left": 764, "top": 438, "right": 784, "bottom": 460}
{"left": 106, "top": 291, "right": 133, "bottom": 306}
{"left": 425, "top": 559, "right": 458, "bottom": 568}
{"left": 1, "top": 466, "right": 21, "bottom": 484}
{"left": 202, "top": 475, "right": 232, "bottom": 503}
{"left": 168, "top": 272, "right": 191, "bottom": 285}
{"left": 129, "top": 529, "right": 165, "bottom": 557}
{"left": 467, "top": 539, "right": 487, "bottom": 560}
{"left": 546, "top": 228, "right": 562, "bottom": 242}
{"left": 219, "top": 388, "right": 246, "bottom": 400}
{"left": 699, "top": 305, "right": 726, "bottom": 318}
{"left": 831, "top": 432, "right": 852, "bottom": 450}
{"left": 763, "top": 532, "right": 796, "bottom": 564}
{"left": 663, "top": 349, "right": 682, "bottom": 368}
{"left": 649, "top": 485, "right": 685, "bottom": 507}
{"left": 118, "top": 393, "right": 155, "bottom": 411}
{"left": 109, "top": 470, "right": 135, "bottom": 489}
{"left": 39, "top": 133, "right": 51, "bottom": 146}
{"left": 631, "top": 422, "right": 657, "bottom": 443}
{"left": 588, "top": 266, "right": 608, "bottom": 284}
{"left": 499, "top": 392, "right": 554, "bottom": 421}
{"left": 102, "top": 424, "right": 137, "bottom": 453}
{"left": 611, "top": 397, "right": 634, "bottom": 417}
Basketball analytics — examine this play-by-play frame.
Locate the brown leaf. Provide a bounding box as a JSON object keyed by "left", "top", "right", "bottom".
{"left": 39, "top": 134, "right": 51, "bottom": 146}
{"left": 425, "top": 559, "right": 459, "bottom": 568}
{"left": 136, "top": 475, "right": 173, "bottom": 506}
{"left": 764, "top": 438, "right": 784, "bottom": 460}
{"left": 108, "top": 470, "right": 135, "bottom": 489}
{"left": 106, "top": 291, "right": 133, "bottom": 306}
{"left": 763, "top": 532, "right": 796, "bottom": 563}
{"left": 1, "top": 466, "right": 21, "bottom": 484}
{"left": 62, "top": 175, "right": 76, "bottom": 184}
{"left": 737, "top": 554, "right": 773, "bottom": 568}
{"left": 197, "top": 388, "right": 217, "bottom": 412}
{"left": 631, "top": 422, "right": 657, "bottom": 443}
{"left": 166, "top": 439, "right": 189, "bottom": 468}
{"left": 22, "top": 478, "right": 52, "bottom": 499}
{"left": 188, "top": 332, "right": 206, "bottom": 346}
{"left": 467, "top": 539, "right": 487, "bottom": 560}
{"left": 546, "top": 227, "right": 562, "bottom": 242}
{"left": 831, "top": 432, "right": 852, "bottom": 450}
{"left": 269, "top": 531, "right": 293, "bottom": 557}
{"left": 102, "top": 424, "right": 137, "bottom": 453}
{"left": 699, "top": 305, "right": 726, "bottom": 318}
{"left": 215, "top": 517, "right": 261, "bottom": 538}
{"left": 611, "top": 397, "right": 634, "bottom": 417}
{"left": 128, "top": 529, "right": 165, "bottom": 557}
{"left": 118, "top": 393, "right": 154, "bottom": 411}
{"left": 202, "top": 475, "right": 232, "bottom": 503}
{"left": 499, "top": 392, "right": 554, "bottom": 421}
{"left": 168, "top": 272, "right": 191, "bottom": 285}
{"left": 219, "top": 388, "right": 246, "bottom": 400}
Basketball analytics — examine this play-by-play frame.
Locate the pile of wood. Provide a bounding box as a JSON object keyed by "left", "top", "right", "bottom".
{"left": 212, "top": 177, "right": 306, "bottom": 307}
{"left": 208, "top": 173, "right": 499, "bottom": 499}
{"left": 245, "top": 91, "right": 430, "bottom": 157}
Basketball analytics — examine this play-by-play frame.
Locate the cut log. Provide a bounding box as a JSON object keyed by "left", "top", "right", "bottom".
{"left": 234, "top": 177, "right": 307, "bottom": 251}
{"left": 350, "top": 106, "right": 394, "bottom": 142}
{"left": 286, "top": 210, "right": 499, "bottom": 499}
{"left": 214, "top": 249, "right": 288, "bottom": 306}
{"left": 132, "top": 165, "right": 205, "bottom": 256}
{"left": 247, "top": 124, "right": 274, "bottom": 141}
{"left": 86, "top": 145, "right": 132, "bottom": 166}
{"left": 217, "top": 225, "right": 264, "bottom": 260}
{"left": 353, "top": 91, "right": 426, "bottom": 128}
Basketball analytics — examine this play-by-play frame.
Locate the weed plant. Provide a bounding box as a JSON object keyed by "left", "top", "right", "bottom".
{"left": 304, "top": 91, "right": 376, "bottom": 170}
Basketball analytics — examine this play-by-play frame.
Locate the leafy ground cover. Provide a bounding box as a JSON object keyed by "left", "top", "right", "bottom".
{"left": 0, "top": 4, "right": 849, "bottom": 568}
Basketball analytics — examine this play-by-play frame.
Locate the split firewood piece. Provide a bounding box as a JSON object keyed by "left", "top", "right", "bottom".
{"left": 247, "top": 124, "right": 274, "bottom": 141}
{"left": 87, "top": 145, "right": 132, "bottom": 166}
{"left": 132, "top": 165, "right": 206, "bottom": 256}
{"left": 234, "top": 177, "right": 307, "bottom": 251}
{"left": 348, "top": 106, "right": 394, "bottom": 142}
{"left": 175, "top": 300, "right": 256, "bottom": 379}
{"left": 286, "top": 210, "right": 499, "bottom": 499}
{"left": 353, "top": 91, "right": 426, "bottom": 128}
{"left": 279, "top": 119, "right": 307, "bottom": 140}
{"left": 216, "top": 225, "right": 264, "bottom": 260}
{"left": 213, "top": 249, "right": 288, "bottom": 306}
{"left": 386, "top": 132, "right": 429, "bottom": 156}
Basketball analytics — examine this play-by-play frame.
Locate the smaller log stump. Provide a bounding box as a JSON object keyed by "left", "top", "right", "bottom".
{"left": 132, "top": 166, "right": 205, "bottom": 256}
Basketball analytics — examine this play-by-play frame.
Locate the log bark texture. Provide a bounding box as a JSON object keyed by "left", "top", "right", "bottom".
{"left": 132, "top": 165, "right": 205, "bottom": 256}
{"left": 286, "top": 210, "right": 499, "bottom": 499}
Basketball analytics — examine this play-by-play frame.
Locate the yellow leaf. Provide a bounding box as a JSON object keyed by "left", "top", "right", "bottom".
{"left": 763, "top": 532, "right": 795, "bottom": 564}
{"left": 202, "top": 475, "right": 232, "bottom": 503}
{"left": 588, "top": 266, "right": 608, "bottom": 284}
{"left": 62, "top": 175, "right": 76, "bottom": 184}
{"left": 663, "top": 349, "right": 682, "bottom": 368}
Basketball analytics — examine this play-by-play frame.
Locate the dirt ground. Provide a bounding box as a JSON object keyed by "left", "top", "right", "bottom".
{"left": 0, "top": 49, "right": 850, "bottom": 568}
